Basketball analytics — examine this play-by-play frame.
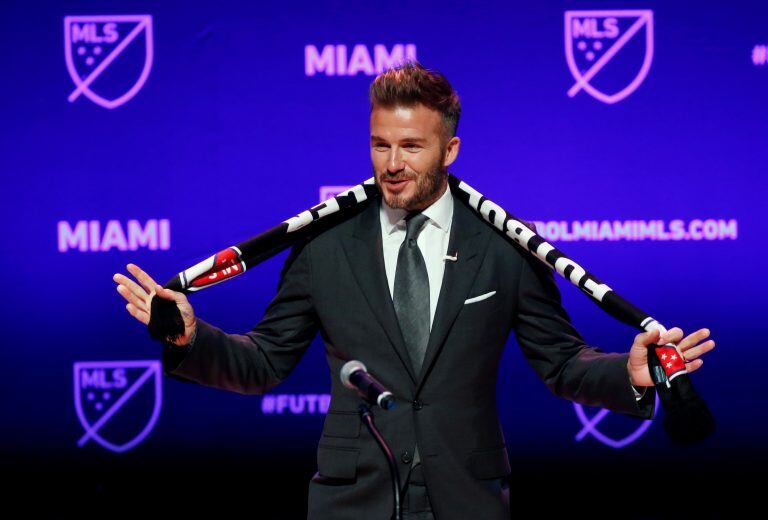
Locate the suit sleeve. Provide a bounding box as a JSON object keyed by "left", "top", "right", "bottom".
{"left": 511, "top": 253, "right": 656, "bottom": 420}
{"left": 159, "top": 237, "right": 319, "bottom": 395}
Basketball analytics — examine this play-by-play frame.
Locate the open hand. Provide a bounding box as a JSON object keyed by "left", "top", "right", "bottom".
{"left": 113, "top": 263, "right": 197, "bottom": 347}
{"left": 627, "top": 327, "right": 716, "bottom": 387}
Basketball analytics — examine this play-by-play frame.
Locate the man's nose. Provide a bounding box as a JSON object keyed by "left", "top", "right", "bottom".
{"left": 387, "top": 147, "right": 405, "bottom": 174}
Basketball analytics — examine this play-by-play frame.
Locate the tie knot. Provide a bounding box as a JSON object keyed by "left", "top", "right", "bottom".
{"left": 404, "top": 212, "right": 430, "bottom": 245}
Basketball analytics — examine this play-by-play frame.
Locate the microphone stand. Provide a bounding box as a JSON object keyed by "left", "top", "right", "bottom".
{"left": 359, "top": 404, "right": 402, "bottom": 520}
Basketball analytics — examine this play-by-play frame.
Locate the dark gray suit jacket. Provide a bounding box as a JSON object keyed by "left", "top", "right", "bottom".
{"left": 161, "top": 183, "right": 656, "bottom": 519}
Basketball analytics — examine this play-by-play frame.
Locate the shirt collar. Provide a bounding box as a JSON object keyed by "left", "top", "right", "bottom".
{"left": 380, "top": 180, "right": 453, "bottom": 236}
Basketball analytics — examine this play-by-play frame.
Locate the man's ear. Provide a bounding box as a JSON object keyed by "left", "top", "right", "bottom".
{"left": 443, "top": 136, "right": 461, "bottom": 167}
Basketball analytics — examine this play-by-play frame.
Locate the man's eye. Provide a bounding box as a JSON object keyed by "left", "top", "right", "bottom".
{"left": 404, "top": 144, "right": 421, "bottom": 151}
{"left": 373, "top": 144, "right": 389, "bottom": 150}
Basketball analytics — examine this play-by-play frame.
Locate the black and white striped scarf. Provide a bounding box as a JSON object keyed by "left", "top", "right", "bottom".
{"left": 147, "top": 173, "right": 714, "bottom": 445}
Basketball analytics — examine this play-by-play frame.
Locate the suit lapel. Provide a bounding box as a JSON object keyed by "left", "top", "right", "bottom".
{"left": 342, "top": 197, "right": 419, "bottom": 385}
{"left": 415, "top": 192, "right": 491, "bottom": 395}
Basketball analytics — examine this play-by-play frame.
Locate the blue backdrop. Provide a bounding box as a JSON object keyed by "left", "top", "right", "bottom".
{"left": 1, "top": 0, "right": 765, "bottom": 516}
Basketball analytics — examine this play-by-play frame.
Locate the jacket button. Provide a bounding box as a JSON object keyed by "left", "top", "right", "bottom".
{"left": 401, "top": 450, "right": 412, "bottom": 464}
{"left": 412, "top": 399, "right": 423, "bottom": 410}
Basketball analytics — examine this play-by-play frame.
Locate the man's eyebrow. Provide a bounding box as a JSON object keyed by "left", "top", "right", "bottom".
{"left": 370, "top": 135, "right": 428, "bottom": 143}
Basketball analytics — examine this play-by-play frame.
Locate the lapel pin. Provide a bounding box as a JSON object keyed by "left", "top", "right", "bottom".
{"left": 443, "top": 251, "right": 458, "bottom": 262}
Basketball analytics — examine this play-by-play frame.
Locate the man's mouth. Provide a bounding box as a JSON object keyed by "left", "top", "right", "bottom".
{"left": 383, "top": 177, "right": 412, "bottom": 194}
{"left": 381, "top": 176, "right": 413, "bottom": 185}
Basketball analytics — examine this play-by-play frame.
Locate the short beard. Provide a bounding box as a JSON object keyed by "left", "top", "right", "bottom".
{"left": 375, "top": 153, "right": 448, "bottom": 212}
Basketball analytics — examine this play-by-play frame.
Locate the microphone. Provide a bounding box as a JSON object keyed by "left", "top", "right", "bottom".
{"left": 340, "top": 361, "right": 396, "bottom": 410}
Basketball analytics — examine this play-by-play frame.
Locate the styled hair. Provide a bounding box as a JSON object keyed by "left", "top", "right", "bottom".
{"left": 369, "top": 61, "right": 461, "bottom": 139}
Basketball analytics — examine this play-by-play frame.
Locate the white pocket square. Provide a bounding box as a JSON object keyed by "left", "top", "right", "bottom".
{"left": 464, "top": 290, "right": 496, "bottom": 305}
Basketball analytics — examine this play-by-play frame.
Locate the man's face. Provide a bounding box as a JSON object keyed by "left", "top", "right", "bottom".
{"left": 370, "top": 103, "right": 460, "bottom": 212}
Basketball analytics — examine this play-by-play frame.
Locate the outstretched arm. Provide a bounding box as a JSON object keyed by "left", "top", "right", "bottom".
{"left": 116, "top": 237, "right": 319, "bottom": 395}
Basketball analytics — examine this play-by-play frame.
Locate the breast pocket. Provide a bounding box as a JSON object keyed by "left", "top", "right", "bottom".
{"left": 464, "top": 290, "right": 497, "bottom": 305}
{"left": 455, "top": 287, "right": 506, "bottom": 334}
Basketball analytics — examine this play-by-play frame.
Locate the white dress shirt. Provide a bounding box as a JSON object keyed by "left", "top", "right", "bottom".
{"left": 378, "top": 182, "right": 645, "bottom": 401}
{"left": 379, "top": 182, "right": 454, "bottom": 331}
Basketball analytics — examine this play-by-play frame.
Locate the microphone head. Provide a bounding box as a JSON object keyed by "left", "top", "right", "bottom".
{"left": 340, "top": 360, "right": 367, "bottom": 389}
{"left": 378, "top": 391, "right": 396, "bottom": 410}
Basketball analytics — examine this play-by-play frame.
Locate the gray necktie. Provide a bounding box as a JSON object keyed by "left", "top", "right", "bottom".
{"left": 393, "top": 212, "right": 431, "bottom": 374}
{"left": 392, "top": 212, "right": 430, "bottom": 472}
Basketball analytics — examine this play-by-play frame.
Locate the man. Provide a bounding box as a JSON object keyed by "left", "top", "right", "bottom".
{"left": 113, "top": 62, "right": 715, "bottom": 519}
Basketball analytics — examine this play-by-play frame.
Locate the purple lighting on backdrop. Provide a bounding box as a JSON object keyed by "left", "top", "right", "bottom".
{"left": 2, "top": 4, "right": 765, "bottom": 515}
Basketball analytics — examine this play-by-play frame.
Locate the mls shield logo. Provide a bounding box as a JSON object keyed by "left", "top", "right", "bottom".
{"left": 572, "top": 398, "right": 660, "bottom": 449}
{"left": 64, "top": 15, "right": 154, "bottom": 109}
{"left": 74, "top": 360, "right": 162, "bottom": 453}
{"left": 564, "top": 10, "right": 654, "bottom": 104}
